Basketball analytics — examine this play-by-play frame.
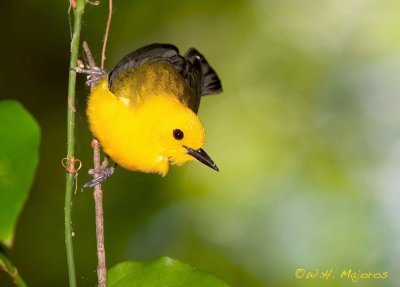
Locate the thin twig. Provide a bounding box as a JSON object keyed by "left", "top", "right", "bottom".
{"left": 0, "top": 251, "right": 27, "bottom": 287}
{"left": 82, "top": 2, "right": 113, "bottom": 284}
{"left": 91, "top": 139, "right": 107, "bottom": 287}
{"left": 65, "top": 1, "right": 85, "bottom": 287}
{"left": 83, "top": 41, "right": 96, "bottom": 68}
{"left": 82, "top": 41, "right": 108, "bottom": 287}
{"left": 101, "top": 0, "right": 113, "bottom": 69}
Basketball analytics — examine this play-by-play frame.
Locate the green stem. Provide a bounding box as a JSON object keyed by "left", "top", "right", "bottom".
{"left": 65, "top": 1, "right": 85, "bottom": 287}
{"left": 0, "top": 251, "right": 27, "bottom": 287}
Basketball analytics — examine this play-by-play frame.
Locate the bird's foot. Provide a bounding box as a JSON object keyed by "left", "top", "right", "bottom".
{"left": 82, "top": 166, "right": 115, "bottom": 188}
{"left": 75, "top": 65, "right": 107, "bottom": 87}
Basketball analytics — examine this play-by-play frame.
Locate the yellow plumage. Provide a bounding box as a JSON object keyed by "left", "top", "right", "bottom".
{"left": 87, "top": 76, "right": 204, "bottom": 176}
{"left": 85, "top": 43, "right": 221, "bottom": 180}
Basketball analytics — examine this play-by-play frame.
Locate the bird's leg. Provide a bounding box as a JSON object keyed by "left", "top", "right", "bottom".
{"left": 83, "top": 164, "right": 117, "bottom": 188}
{"left": 82, "top": 154, "right": 118, "bottom": 188}
{"left": 82, "top": 163, "right": 117, "bottom": 188}
{"left": 100, "top": 155, "right": 110, "bottom": 170}
{"left": 74, "top": 41, "right": 106, "bottom": 87}
{"left": 75, "top": 64, "right": 107, "bottom": 87}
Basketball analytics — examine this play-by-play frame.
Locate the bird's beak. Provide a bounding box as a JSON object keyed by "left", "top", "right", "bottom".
{"left": 184, "top": 146, "right": 219, "bottom": 171}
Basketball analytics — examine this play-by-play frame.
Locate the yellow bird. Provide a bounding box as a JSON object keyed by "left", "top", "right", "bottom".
{"left": 83, "top": 43, "right": 222, "bottom": 187}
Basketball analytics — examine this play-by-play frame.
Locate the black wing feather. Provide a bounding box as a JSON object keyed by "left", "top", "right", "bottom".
{"left": 108, "top": 43, "right": 222, "bottom": 113}
{"left": 184, "top": 48, "right": 223, "bottom": 96}
{"left": 108, "top": 43, "right": 186, "bottom": 88}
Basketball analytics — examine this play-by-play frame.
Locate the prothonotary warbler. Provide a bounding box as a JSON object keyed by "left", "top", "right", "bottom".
{"left": 82, "top": 43, "right": 222, "bottom": 187}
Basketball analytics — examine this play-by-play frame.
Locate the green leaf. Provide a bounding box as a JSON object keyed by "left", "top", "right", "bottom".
{"left": 108, "top": 257, "right": 231, "bottom": 287}
{"left": 0, "top": 100, "right": 40, "bottom": 247}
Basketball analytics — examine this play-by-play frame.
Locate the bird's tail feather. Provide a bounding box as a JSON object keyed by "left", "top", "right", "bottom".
{"left": 184, "top": 48, "right": 223, "bottom": 96}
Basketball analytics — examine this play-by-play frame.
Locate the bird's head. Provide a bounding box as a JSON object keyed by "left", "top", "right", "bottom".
{"left": 136, "top": 96, "right": 218, "bottom": 175}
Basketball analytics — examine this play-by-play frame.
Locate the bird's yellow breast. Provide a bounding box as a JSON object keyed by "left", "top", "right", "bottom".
{"left": 87, "top": 77, "right": 203, "bottom": 175}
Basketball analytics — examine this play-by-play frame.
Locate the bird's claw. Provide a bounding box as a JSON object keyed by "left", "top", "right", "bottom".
{"left": 75, "top": 66, "right": 107, "bottom": 87}
{"left": 82, "top": 166, "right": 115, "bottom": 188}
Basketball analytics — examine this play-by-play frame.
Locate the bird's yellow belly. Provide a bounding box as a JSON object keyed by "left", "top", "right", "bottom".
{"left": 86, "top": 78, "right": 169, "bottom": 175}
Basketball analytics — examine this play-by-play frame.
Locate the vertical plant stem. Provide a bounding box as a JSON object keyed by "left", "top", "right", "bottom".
{"left": 0, "top": 251, "right": 27, "bottom": 287}
{"left": 89, "top": 0, "right": 113, "bottom": 284}
{"left": 82, "top": 41, "right": 108, "bottom": 287}
{"left": 65, "top": 1, "right": 85, "bottom": 287}
{"left": 92, "top": 139, "right": 107, "bottom": 287}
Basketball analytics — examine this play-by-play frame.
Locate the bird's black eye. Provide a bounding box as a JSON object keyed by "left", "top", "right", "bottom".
{"left": 173, "top": 129, "right": 184, "bottom": 140}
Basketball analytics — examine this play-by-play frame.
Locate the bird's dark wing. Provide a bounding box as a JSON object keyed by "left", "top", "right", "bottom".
{"left": 108, "top": 43, "right": 185, "bottom": 88}
{"left": 184, "top": 48, "right": 223, "bottom": 96}
{"left": 108, "top": 43, "right": 222, "bottom": 113}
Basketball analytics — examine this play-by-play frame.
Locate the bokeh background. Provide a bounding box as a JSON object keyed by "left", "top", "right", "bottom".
{"left": 1, "top": 0, "right": 400, "bottom": 286}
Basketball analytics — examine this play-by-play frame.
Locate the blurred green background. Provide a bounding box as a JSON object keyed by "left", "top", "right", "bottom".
{"left": 1, "top": 0, "right": 400, "bottom": 286}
